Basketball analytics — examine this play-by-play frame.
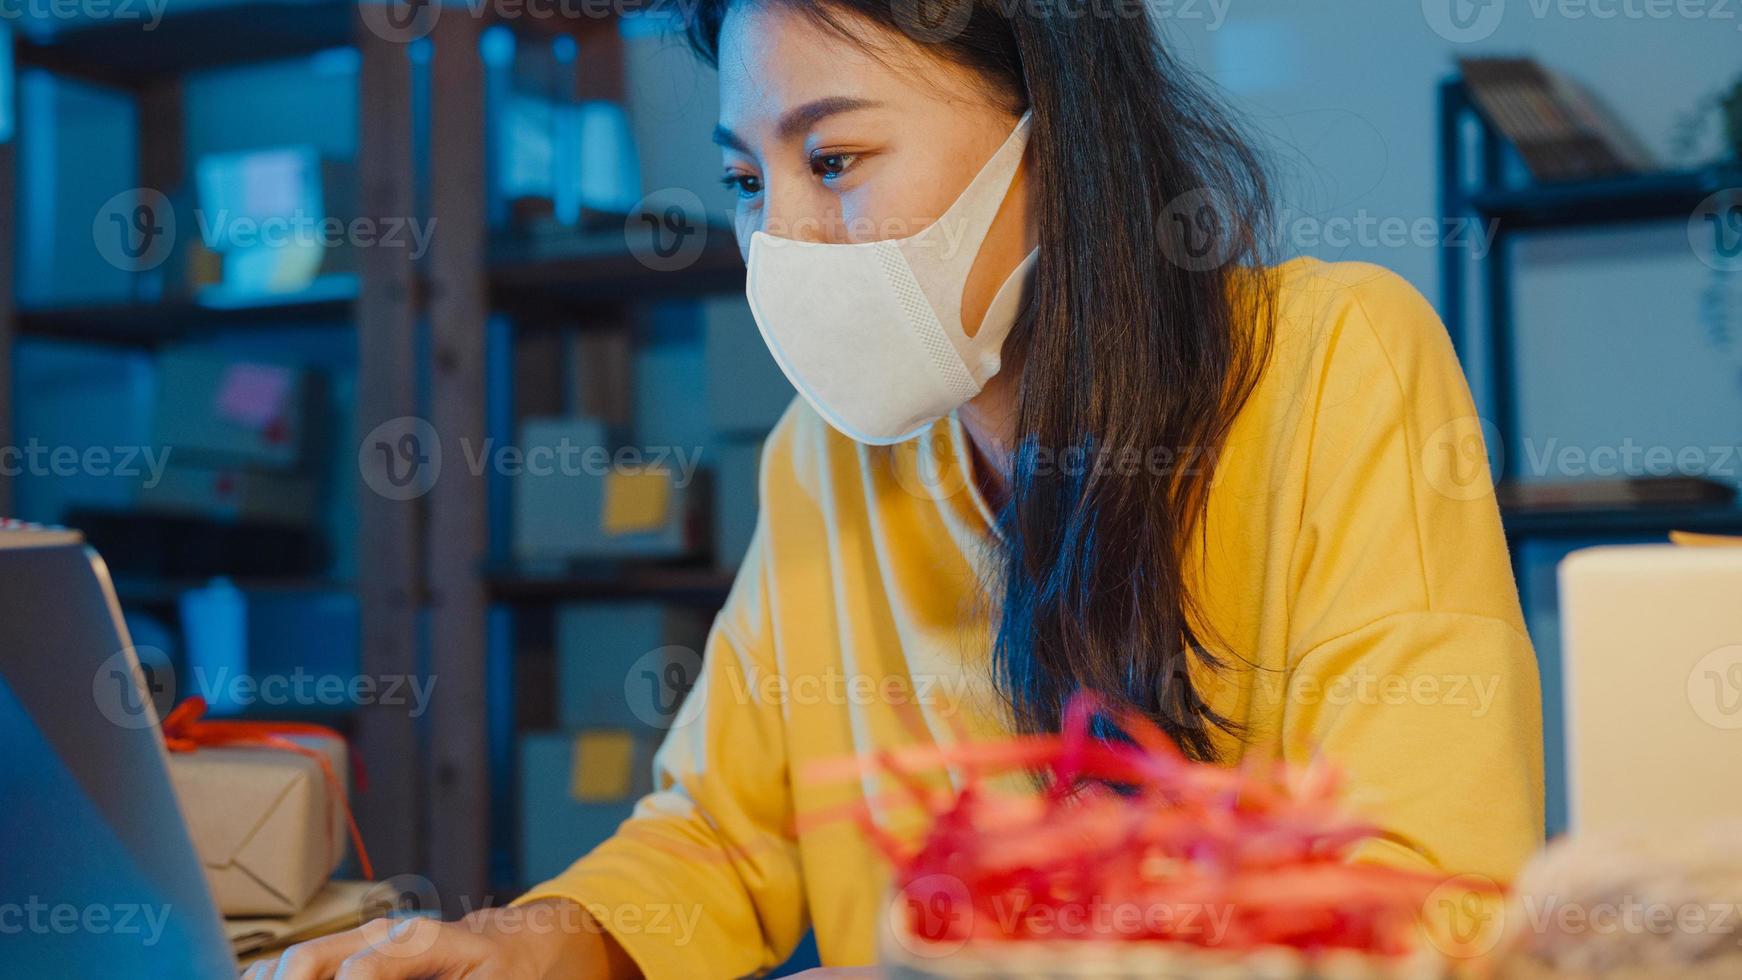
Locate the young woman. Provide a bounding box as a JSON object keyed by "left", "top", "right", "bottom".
{"left": 252, "top": 0, "right": 1542, "bottom": 975}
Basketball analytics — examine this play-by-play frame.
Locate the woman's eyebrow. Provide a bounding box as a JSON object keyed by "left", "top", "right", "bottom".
{"left": 712, "top": 96, "right": 884, "bottom": 154}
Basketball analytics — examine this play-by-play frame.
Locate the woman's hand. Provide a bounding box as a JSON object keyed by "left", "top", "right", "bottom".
{"left": 241, "top": 899, "right": 637, "bottom": 979}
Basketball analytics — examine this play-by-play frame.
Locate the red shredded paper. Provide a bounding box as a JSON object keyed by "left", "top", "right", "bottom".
{"left": 803, "top": 694, "right": 1489, "bottom": 959}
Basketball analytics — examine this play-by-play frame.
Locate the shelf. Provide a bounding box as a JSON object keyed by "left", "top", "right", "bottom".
{"left": 1460, "top": 165, "right": 1740, "bottom": 232}
{"left": 111, "top": 575, "right": 353, "bottom": 606}
{"left": 490, "top": 223, "right": 746, "bottom": 316}
{"left": 14, "top": 1, "right": 358, "bottom": 87}
{"left": 484, "top": 563, "right": 736, "bottom": 606}
{"left": 15, "top": 286, "right": 355, "bottom": 345}
{"left": 1501, "top": 501, "right": 1742, "bottom": 540}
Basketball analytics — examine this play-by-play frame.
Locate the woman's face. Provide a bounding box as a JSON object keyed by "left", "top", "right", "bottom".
{"left": 713, "top": 2, "right": 1035, "bottom": 337}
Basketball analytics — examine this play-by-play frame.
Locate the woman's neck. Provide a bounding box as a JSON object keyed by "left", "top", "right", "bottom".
{"left": 956, "top": 368, "right": 1019, "bottom": 513}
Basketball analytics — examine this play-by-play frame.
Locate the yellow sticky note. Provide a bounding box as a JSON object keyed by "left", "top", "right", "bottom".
{"left": 602, "top": 468, "right": 671, "bottom": 536}
{"left": 570, "top": 731, "right": 635, "bottom": 802}
{"left": 1671, "top": 531, "right": 1742, "bottom": 548}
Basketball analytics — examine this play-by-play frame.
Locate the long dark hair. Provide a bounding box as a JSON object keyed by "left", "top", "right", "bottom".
{"left": 679, "top": 0, "right": 1277, "bottom": 761}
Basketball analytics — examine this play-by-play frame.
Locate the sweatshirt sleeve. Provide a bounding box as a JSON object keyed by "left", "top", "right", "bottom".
{"left": 1278, "top": 265, "right": 1544, "bottom": 884}
{"left": 514, "top": 522, "right": 807, "bottom": 978}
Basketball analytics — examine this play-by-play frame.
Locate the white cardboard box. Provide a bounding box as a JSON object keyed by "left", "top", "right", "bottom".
{"left": 1559, "top": 539, "right": 1742, "bottom": 836}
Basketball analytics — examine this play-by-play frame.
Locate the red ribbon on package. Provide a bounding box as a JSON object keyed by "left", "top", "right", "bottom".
{"left": 161, "top": 696, "right": 374, "bottom": 881}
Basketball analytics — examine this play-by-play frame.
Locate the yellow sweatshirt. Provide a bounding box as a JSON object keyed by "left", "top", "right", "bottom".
{"left": 518, "top": 258, "right": 1545, "bottom": 976}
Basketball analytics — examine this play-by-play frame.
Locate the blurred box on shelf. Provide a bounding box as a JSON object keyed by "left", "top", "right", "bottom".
{"left": 556, "top": 602, "right": 710, "bottom": 730}
{"left": 136, "top": 464, "right": 318, "bottom": 527}
{"left": 703, "top": 297, "right": 794, "bottom": 436}
{"left": 11, "top": 343, "right": 154, "bottom": 524}
{"left": 180, "top": 581, "right": 361, "bottom": 717}
{"left": 193, "top": 146, "right": 359, "bottom": 301}
{"left": 154, "top": 351, "right": 309, "bottom": 469}
{"left": 501, "top": 96, "right": 642, "bottom": 231}
{"left": 634, "top": 310, "right": 713, "bottom": 457}
{"left": 712, "top": 440, "right": 762, "bottom": 572}
{"left": 518, "top": 730, "right": 659, "bottom": 887}
{"left": 168, "top": 735, "right": 351, "bottom": 916}
{"left": 511, "top": 416, "right": 707, "bottom": 565}
{"left": 566, "top": 325, "right": 634, "bottom": 428}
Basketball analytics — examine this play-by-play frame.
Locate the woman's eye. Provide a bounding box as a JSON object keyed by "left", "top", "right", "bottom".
{"left": 720, "top": 173, "right": 763, "bottom": 199}
{"left": 810, "top": 152, "right": 859, "bottom": 182}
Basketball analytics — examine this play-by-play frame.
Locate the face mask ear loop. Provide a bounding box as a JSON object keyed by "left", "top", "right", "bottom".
{"left": 903, "top": 111, "right": 1033, "bottom": 276}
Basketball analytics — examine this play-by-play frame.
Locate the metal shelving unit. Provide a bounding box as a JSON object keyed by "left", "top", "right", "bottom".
{"left": 1, "top": 0, "right": 438, "bottom": 884}
{"left": 484, "top": 562, "right": 736, "bottom": 606}
{"left": 1439, "top": 75, "right": 1742, "bottom": 837}
{"left": 1437, "top": 76, "right": 1742, "bottom": 540}
{"left": 15, "top": 290, "right": 357, "bottom": 345}
{"left": 1, "top": 4, "right": 748, "bottom": 904}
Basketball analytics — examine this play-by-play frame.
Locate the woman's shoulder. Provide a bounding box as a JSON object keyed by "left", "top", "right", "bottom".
{"left": 1230, "top": 256, "right": 1472, "bottom": 461}
{"left": 1260, "top": 256, "right": 1456, "bottom": 378}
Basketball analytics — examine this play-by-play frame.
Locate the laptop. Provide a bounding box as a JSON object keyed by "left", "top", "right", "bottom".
{"left": 0, "top": 524, "right": 238, "bottom": 977}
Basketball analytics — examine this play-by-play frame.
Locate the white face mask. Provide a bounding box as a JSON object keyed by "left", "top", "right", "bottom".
{"left": 744, "top": 111, "right": 1039, "bottom": 446}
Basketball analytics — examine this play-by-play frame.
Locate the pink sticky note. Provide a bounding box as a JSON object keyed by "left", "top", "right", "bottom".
{"left": 214, "top": 363, "right": 293, "bottom": 431}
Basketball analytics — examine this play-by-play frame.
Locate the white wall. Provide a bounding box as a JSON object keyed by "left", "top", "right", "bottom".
{"left": 1167, "top": 2, "right": 1742, "bottom": 487}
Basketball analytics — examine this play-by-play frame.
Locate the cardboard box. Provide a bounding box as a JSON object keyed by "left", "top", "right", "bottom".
{"left": 703, "top": 296, "right": 794, "bottom": 436}
{"left": 565, "top": 325, "right": 634, "bottom": 428}
{"left": 11, "top": 342, "right": 154, "bottom": 524}
{"left": 154, "top": 351, "right": 308, "bottom": 469}
{"left": 179, "top": 583, "right": 361, "bottom": 717}
{"left": 1559, "top": 538, "right": 1742, "bottom": 836}
{"left": 167, "top": 736, "right": 349, "bottom": 916}
{"left": 194, "top": 146, "right": 359, "bottom": 298}
{"left": 712, "top": 439, "right": 762, "bottom": 571}
{"left": 136, "top": 463, "right": 317, "bottom": 526}
{"left": 518, "top": 730, "right": 659, "bottom": 887}
{"left": 511, "top": 417, "right": 705, "bottom": 564}
{"left": 556, "top": 602, "right": 710, "bottom": 730}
